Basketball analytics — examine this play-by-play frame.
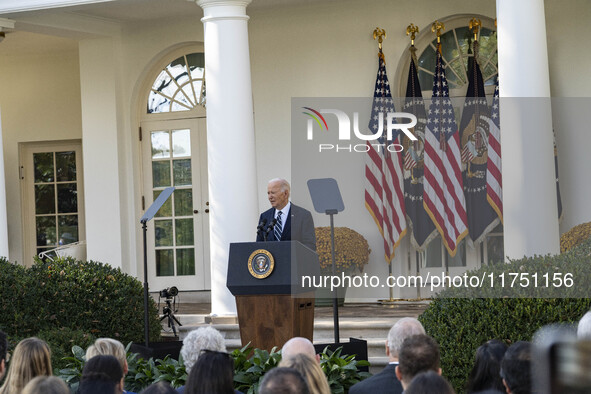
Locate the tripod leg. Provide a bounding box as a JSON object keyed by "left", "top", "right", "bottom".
{"left": 171, "top": 314, "right": 182, "bottom": 327}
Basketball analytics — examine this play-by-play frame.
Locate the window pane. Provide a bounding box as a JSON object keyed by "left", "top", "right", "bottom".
{"left": 57, "top": 184, "right": 78, "bottom": 213}
{"left": 148, "top": 91, "right": 170, "bottom": 113}
{"left": 455, "top": 27, "right": 471, "bottom": 57}
{"left": 152, "top": 161, "right": 171, "bottom": 187}
{"left": 418, "top": 45, "right": 436, "bottom": 92}
{"left": 58, "top": 215, "right": 78, "bottom": 245}
{"left": 155, "top": 219, "right": 173, "bottom": 247}
{"left": 425, "top": 237, "right": 442, "bottom": 267}
{"left": 175, "top": 189, "right": 193, "bottom": 216}
{"left": 36, "top": 216, "right": 56, "bottom": 247}
{"left": 153, "top": 190, "right": 172, "bottom": 218}
{"left": 172, "top": 129, "right": 191, "bottom": 158}
{"left": 173, "top": 159, "right": 191, "bottom": 186}
{"left": 56, "top": 151, "right": 76, "bottom": 182}
{"left": 35, "top": 184, "right": 55, "bottom": 214}
{"left": 187, "top": 53, "right": 205, "bottom": 76}
{"left": 440, "top": 31, "right": 459, "bottom": 61}
{"left": 156, "top": 249, "right": 174, "bottom": 276}
{"left": 487, "top": 236, "right": 504, "bottom": 265}
{"left": 167, "top": 56, "right": 188, "bottom": 86}
{"left": 152, "top": 69, "right": 175, "bottom": 100}
{"left": 171, "top": 101, "right": 190, "bottom": 112}
{"left": 177, "top": 248, "right": 195, "bottom": 276}
{"left": 151, "top": 131, "right": 170, "bottom": 159}
{"left": 448, "top": 58, "right": 466, "bottom": 86}
{"left": 175, "top": 218, "right": 194, "bottom": 246}
{"left": 34, "top": 152, "right": 54, "bottom": 183}
{"left": 448, "top": 241, "right": 466, "bottom": 267}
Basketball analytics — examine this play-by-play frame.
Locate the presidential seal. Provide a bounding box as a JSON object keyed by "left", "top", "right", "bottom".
{"left": 247, "top": 249, "right": 274, "bottom": 279}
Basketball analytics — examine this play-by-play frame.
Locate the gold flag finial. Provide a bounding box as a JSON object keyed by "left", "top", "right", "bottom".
{"left": 431, "top": 21, "right": 445, "bottom": 44}
{"left": 406, "top": 23, "right": 419, "bottom": 46}
{"left": 373, "top": 27, "right": 386, "bottom": 62}
{"left": 469, "top": 18, "right": 481, "bottom": 42}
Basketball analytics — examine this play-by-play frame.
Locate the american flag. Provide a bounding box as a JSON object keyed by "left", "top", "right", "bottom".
{"left": 404, "top": 150, "right": 418, "bottom": 169}
{"left": 364, "top": 55, "right": 406, "bottom": 262}
{"left": 486, "top": 81, "right": 503, "bottom": 223}
{"left": 423, "top": 47, "right": 468, "bottom": 257}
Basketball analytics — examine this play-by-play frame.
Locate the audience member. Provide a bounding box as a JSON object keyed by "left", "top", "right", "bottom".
{"left": 259, "top": 367, "right": 310, "bottom": 394}
{"left": 395, "top": 334, "right": 441, "bottom": 390}
{"left": 577, "top": 310, "right": 591, "bottom": 340}
{"left": 466, "top": 339, "right": 508, "bottom": 393}
{"left": 182, "top": 350, "right": 235, "bottom": 394}
{"left": 21, "top": 376, "right": 69, "bottom": 394}
{"left": 140, "top": 381, "right": 177, "bottom": 394}
{"left": 279, "top": 353, "right": 330, "bottom": 394}
{"left": 180, "top": 326, "right": 226, "bottom": 374}
{"left": 0, "top": 337, "right": 53, "bottom": 394}
{"left": 499, "top": 341, "right": 531, "bottom": 394}
{"left": 0, "top": 330, "right": 7, "bottom": 381}
{"left": 405, "top": 370, "right": 455, "bottom": 394}
{"left": 281, "top": 337, "right": 318, "bottom": 362}
{"left": 79, "top": 354, "right": 124, "bottom": 394}
{"left": 350, "top": 317, "right": 425, "bottom": 394}
{"left": 86, "top": 338, "right": 135, "bottom": 393}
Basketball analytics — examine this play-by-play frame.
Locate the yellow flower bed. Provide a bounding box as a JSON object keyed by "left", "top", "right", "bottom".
{"left": 315, "top": 227, "right": 371, "bottom": 273}
{"left": 560, "top": 221, "right": 591, "bottom": 253}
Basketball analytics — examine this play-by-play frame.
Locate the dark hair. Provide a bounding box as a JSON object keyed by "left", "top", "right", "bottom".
{"left": 398, "top": 335, "right": 440, "bottom": 382}
{"left": 260, "top": 367, "right": 310, "bottom": 394}
{"left": 500, "top": 341, "right": 531, "bottom": 394}
{"left": 79, "top": 354, "right": 123, "bottom": 394}
{"left": 405, "top": 370, "right": 455, "bottom": 394}
{"left": 0, "top": 331, "right": 7, "bottom": 363}
{"left": 466, "top": 339, "right": 508, "bottom": 393}
{"left": 140, "top": 381, "right": 177, "bottom": 394}
{"left": 184, "top": 350, "right": 234, "bottom": 394}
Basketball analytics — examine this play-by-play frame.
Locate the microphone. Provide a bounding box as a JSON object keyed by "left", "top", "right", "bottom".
{"left": 257, "top": 218, "right": 268, "bottom": 233}
{"left": 264, "top": 218, "right": 278, "bottom": 241}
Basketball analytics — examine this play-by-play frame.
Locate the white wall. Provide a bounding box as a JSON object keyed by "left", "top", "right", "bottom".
{"left": 0, "top": 49, "right": 82, "bottom": 265}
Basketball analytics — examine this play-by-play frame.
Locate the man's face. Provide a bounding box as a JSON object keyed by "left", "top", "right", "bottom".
{"left": 268, "top": 181, "right": 289, "bottom": 210}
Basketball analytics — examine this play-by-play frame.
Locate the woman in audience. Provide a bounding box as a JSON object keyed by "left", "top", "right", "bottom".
{"left": 140, "top": 381, "right": 177, "bottom": 394}
{"left": 405, "top": 371, "right": 455, "bottom": 394}
{"left": 183, "top": 350, "right": 235, "bottom": 394}
{"left": 466, "top": 339, "right": 508, "bottom": 393}
{"left": 279, "top": 353, "right": 330, "bottom": 394}
{"left": 0, "top": 337, "right": 53, "bottom": 394}
{"left": 21, "top": 376, "right": 69, "bottom": 394}
{"left": 86, "top": 338, "right": 135, "bottom": 393}
{"left": 79, "top": 354, "right": 125, "bottom": 394}
{"left": 180, "top": 326, "right": 227, "bottom": 374}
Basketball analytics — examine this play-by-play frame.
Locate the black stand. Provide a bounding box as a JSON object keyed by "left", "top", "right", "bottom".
{"left": 160, "top": 298, "right": 182, "bottom": 337}
{"left": 307, "top": 178, "right": 345, "bottom": 343}
{"left": 140, "top": 186, "right": 175, "bottom": 347}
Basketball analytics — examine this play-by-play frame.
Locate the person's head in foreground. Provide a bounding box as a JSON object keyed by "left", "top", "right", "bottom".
{"left": 279, "top": 353, "right": 330, "bottom": 394}
{"left": 386, "top": 317, "right": 426, "bottom": 361}
{"left": 139, "top": 381, "right": 178, "bottom": 394}
{"left": 259, "top": 367, "right": 310, "bottom": 394}
{"left": 395, "top": 334, "right": 441, "bottom": 390}
{"left": 499, "top": 341, "right": 532, "bottom": 394}
{"left": 21, "top": 376, "right": 69, "bottom": 394}
{"left": 405, "top": 370, "right": 455, "bottom": 394}
{"left": 184, "top": 349, "right": 235, "bottom": 394}
{"left": 79, "top": 354, "right": 124, "bottom": 394}
{"left": 86, "top": 338, "right": 130, "bottom": 390}
{"left": 0, "top": 337, "right": 53, "bottom": 394}
{"left": 281, "top": 337, "right": 318, "bottom": 362}
{"left": 180, "top": 326, "right": 227, "bottom": 374}
{"left": 577, "top": 310, "right": 591, "bottom": 340}
{"left": 466, "top": 339, "right": 508, "bottom": 393}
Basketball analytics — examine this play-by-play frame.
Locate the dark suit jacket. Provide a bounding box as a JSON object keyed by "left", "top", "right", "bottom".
{"left": 348, "top": 363, "right": 403, "bottom": 394}
{"left": 256, "top": 203, "right": 316, "bottom": 251}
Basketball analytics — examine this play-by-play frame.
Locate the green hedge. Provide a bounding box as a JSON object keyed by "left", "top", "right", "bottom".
{"left": 419, "top": 237, "right": 591, "bottom": 393}
{"left": 0, "top": 257, "right": 161, "bottom": 369}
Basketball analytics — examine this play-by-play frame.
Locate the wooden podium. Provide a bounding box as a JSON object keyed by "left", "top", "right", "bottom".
{"left": 227, "top": 241, "right": 320, "bottom": 351}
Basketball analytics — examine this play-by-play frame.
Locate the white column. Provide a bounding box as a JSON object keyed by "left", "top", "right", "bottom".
{"left": 198, "top": 0, "right": 259, "bottom": 316}
{"left": 496, "top": 0, "right": 560, "bottom": 259}
{"left": 0, "top": 107, "right": 9, "bottom": 259}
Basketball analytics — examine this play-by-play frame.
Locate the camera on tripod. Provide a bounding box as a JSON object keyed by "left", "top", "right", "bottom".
{"left": 158, "top": 286, "right": 182, "bottom": 337}
{"left": 159, "top": 286, "right": 178, "bottom": 299}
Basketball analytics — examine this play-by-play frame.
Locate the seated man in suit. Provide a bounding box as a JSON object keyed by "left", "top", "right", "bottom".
{"left": 395, "top": 334, "right": 442, "bottom": 391}
{"left": 349, "top": 317, "right": 425, "bottom": 394}
{"left": 256, "top": 178, "right": 316, "bottom": 251}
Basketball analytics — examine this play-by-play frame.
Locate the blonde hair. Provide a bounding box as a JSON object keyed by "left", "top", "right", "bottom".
{"left": 22, "top": 376, "right": 69, "bottom": 394}
{"left": 86, "top": 338, "right": 127, "bottom": 372}
{"left": 0, "top": 337, "right": 53, "bottom": 394}
{"left": 279, "top": 353, "right": 330, "bottom": 394}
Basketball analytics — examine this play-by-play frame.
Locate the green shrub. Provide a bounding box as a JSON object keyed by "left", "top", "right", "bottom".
{"left": 233, "top": 345, "right": 282, "bottom": 394}
{"left": 419, "top": 237, "right": 591, "bottom": 393}
{"left": 318, "top": 346, "right": 371, "bottom": 394}
{"left": 0, "top": 258, "right": 28, "bottom": 336}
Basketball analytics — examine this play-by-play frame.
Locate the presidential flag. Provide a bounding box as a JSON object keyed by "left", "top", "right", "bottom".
{"left": 401, "top": 47, "right": 436, "bottom": 250}
{"left": 486, "top": 80, "right": 503, "bottom": 223}
{"left": 423, "top": 45, "right": 468, "bottom": 257}
{"left": 364, "top": 55, "right": 407, "bottom": 262}
{"left": 459, "top": 42, "right": 500, "bottom": 243}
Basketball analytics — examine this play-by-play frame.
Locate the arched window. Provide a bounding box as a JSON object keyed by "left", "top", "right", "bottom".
{"left": 147, "top": 53, "right": 206, "bottom": 113}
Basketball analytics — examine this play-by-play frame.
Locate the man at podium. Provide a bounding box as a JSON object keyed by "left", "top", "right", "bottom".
{"left": 256, "top": 178, "right": 317, "bottom": 251}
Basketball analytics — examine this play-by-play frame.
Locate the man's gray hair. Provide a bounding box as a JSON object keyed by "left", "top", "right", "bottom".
{"left": 387, "top": 317, "right": 426, "bottom": 357}
{"left": 180, "top": 326, "right": 226, "bottom": 373}
{"left": 281, "top": 337, "right": 316, "bottom": 361}
{"left": 268, "top": 178, "right": 290, "bottom": 193}
{"left": 578, "top": 311, "right": 591, "bottom": 339}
